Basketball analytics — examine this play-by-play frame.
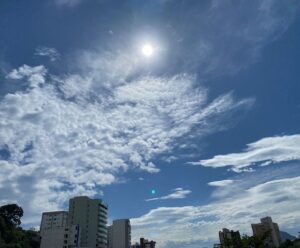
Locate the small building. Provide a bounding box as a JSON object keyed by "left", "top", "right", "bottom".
{"left": 140, "top": 238, "right": 156, "bottom": 248}
{"left": 40, "top": 211, "right": 69, "bottom": 248}
{"left": 219, "top": 228, "right": 242, "bottom": 248}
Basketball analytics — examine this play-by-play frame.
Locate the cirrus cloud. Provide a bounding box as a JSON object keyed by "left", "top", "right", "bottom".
{"left": 191, "top": 134, "right": 300, "bottom": 172}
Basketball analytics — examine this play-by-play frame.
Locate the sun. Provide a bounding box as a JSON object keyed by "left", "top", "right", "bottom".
{"left": 141, "top": 44, "right": 154, "bottom": 57}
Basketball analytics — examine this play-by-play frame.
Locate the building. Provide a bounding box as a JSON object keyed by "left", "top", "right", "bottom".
{"left": 219, "top": 228, "right": 242, "bottom": 248}
{"left": 64, "top": 224, "right": 81, "bottom": 248}
{"left": 108, "top": 219, "right": 131, "bottom": 248}
{"left": 40, "top": 211, "right": 81, "bottom": 248}
{"left": 40, "top": 211, "right": 68, "bottom": 248}
{"left": 252, "top": 216, "right": 282, "bottom": 248}
{"left": 68, "top": 196, "right": 108, "bottom": 248}
{"left": 131, "top": 243, "right": 140, "bottom": 248}
{"left": 108, "top": 225, "right": 113, "bottom": 248}
{"left": 140, "top": 238, "right": 156, "bottom": 248}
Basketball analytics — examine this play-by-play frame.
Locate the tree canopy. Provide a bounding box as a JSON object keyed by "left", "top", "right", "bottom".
{"left": 0, "top": 204, "right": 39, "bottom": 248}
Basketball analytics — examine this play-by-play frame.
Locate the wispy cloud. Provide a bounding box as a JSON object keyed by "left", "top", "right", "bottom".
{"left": 53, "top": 0, "right": 82, "bottom": 7}
{"left": 191, "top": 134, "right": 300, "bottom": 172}
{"left": 132, "top": 175, "right": 300, "bottom": 247}
{"left": 158, "top": 0, "right": 300, "bottom": 76}
{"left": 34, "top": 47, "right": 60, "bottom": 62}
{"left": 208, "top": 180, "right": 235, "bottom": 187}
{"left": 146, "top": 188, "right": 192, "bottom": 201}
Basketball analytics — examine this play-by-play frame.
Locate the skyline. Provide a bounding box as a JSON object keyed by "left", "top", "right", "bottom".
{"left": 1, "top": 1, "right": 300, "bottom": 247}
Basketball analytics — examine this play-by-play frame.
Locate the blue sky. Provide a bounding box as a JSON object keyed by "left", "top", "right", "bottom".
{"left": 0, "top": 0, "right": 300, "bottom": 247}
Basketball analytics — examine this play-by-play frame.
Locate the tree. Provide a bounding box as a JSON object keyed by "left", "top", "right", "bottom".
{"left": 0, "top": 204, "right": 40, "bottom": 248}
{"left": 0, "top": 204, "right": 23, "bottom": 227}
{"left": 240, "top": 230, "right": 271, "bottom": 248}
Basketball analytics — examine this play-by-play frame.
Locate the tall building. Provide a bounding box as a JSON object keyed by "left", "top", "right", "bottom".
{"left": 108, "top": 219, "right": 131, "bottom": 248}
{"left": 218, "top": 228, "right": 242, "bottom": 248}
{"left": 252, "top": 216, "right": 282, "bottom": 248}
{"left": 140, "top": 238, "right": 156, "bottom": 248}
{"left": 108, "top": 225, "right": 113, "bottom": 248}
{"left": 40, "top": 211, "right": 68, "bottom": 248}
{"left": 68, "top": 196, "right": 108, "bottom": 248}
{"left": 40, "top": 211, "right": 81, "bottom": 248}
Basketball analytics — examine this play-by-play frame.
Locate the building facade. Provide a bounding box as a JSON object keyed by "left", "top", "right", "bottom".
{"left": 108, "top": 219, "right": 131, "bottom": 248}
{"left": 68, "top": 196, "right": 108, "bottom": 248}
{"left": 252, "top": 216, "right": 282, "bottom": 248}
{"left": 219, "top": 228, "right": 242, "bottom": 248}
{"left": 40, "top": 211, "right": 81, "bottom": 248}
{"left": 40, "top": 211, "right": 68, "bottom": 248}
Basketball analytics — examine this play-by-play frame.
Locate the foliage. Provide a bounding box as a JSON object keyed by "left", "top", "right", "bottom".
{"left": 0, "top": 204, "right": 40, "bottom": 248}
{"left": 238, "top": 230, "right": 271, "bottom": 248}
{"left": 0, "top": 204, "right": 23, "bottom": 227}
{"left": 279, "top": 239, "right": 300, "bottom": 248}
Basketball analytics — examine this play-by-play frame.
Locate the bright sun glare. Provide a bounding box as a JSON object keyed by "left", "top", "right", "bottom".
{"left": 141, "top": 44, "right": 154, "bottom": 57}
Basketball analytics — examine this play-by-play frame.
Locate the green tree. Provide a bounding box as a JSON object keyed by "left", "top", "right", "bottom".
{"left": 0, "top": 204, "right": 23, "bottom": 227}
{"left": 0, "top": 204, "right": 40, "bottom": 248}
{"left": 240, "top": 230, "right": 271, "bottom": 248}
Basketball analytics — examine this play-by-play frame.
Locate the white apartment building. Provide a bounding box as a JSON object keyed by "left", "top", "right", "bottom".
{"left": 40, "top": 211, "right": 68, "bottom": 248}
{"left": 108, "top": 219, "right": 131, "bottom": 248}
{"left": 68, "top": 196, "right": 108, "bottom": 248}
{"left": 40, "top": 211, "right": 80, "bottom": 248}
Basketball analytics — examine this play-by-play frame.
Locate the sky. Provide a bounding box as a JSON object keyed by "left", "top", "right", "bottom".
{"left": 0, "top": 0, "right": 300, "bottom": 247}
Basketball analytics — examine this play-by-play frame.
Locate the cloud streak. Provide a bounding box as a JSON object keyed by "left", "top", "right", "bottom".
{"left": 192, "top": 134, "right": 300, "bottom": 172}
{"left": 146, "top": 188, "right": 192, "bottom": 201}
{"left": 208, "top": 180, "right": 235, "bottom": 187}
{"left": 34, "top": 47, "right": 60, "bottom": 62}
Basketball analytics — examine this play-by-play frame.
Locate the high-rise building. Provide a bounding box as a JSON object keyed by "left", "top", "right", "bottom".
{"left": 218, "top": 228, "right": 242, "bottom": 248}
{"left": 65, "top": 224, "right": 81, "bottom": 248}
{"left": 108, "top": 225, "right": 113, "bottom": 248}
{"left": 108, "top": 219, "right": 131, "bottom": 248}
{"left": 68, "top": 196, "right": 108, "bottom": 248}
{"left": 40, "top": 211, "right": 68, "bottom": 248}
{"left": 40, "top": 211, "right": 81, "bottom": 248}
{"left": 252, "top": 216, "right": 282, "bottom": 248}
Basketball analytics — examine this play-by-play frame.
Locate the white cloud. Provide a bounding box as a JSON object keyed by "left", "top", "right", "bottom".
{"left": 146, "top": 188, "right": 192, "bottom": 201}
{"left": 0, "top": 55, "right": 251, "bottom": 224}
{"left": 6, "top": 64, "right": 47, "bottom": 88}
{"left": 192, "top": 134, "right": 300, "bottom": 172}
{"left": 132, "top": 176, "right": 300, "bottom": 248}
{"left": 34, "top": 47, "right": 60, "bottom": 62}
{"left": 208, "top": 180, "right": 235, "bottom": 187}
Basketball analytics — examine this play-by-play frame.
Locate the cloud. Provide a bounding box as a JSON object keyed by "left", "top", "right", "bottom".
{"left": 1, "top": 0, "right": 297, "bottom": 232}
{"left": 191, "top": 134, "right": 300, "bottom": 172}
{"left": 0, "top": 56, "right": 251, "bottom": 224}
{"left": 132, "top": 175, "right": 300, "bottom": 248}
{"left": 158, "top": 0, "right": 300, "bottom": 76}
{"left": 53, "top": 0, "right": 82, "bottom": 7}
{"left": 208, "top": 180, "right": 235, "bottom": 187}
{"left": 6, "top": 64, "right": 47, "bottom": 88}
{"left": 146, "top": 188, "right": 192, "bottom": 201}
{"left": 34, "top": 47, "right": 60, "bottom": 62}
